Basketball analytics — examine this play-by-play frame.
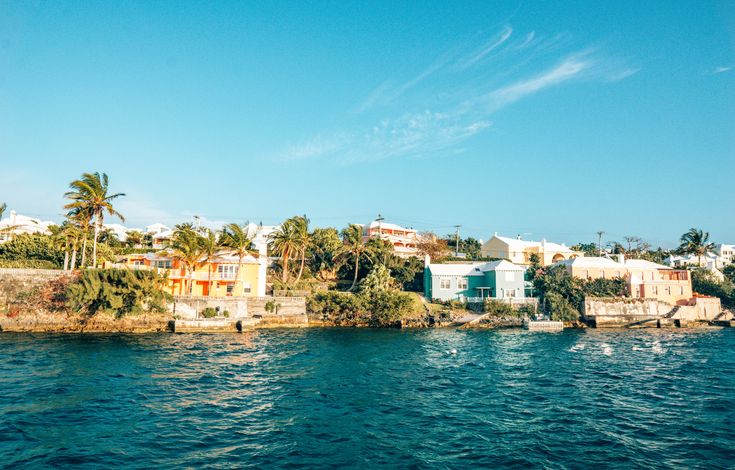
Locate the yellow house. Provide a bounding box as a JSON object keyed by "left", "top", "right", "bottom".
{"left": 481, "top": 234, "right": 581, "bottom": 266}
{"left": 117, "top": 247, "right": 267, "bottom": 297}
{"left": 555, "top": 255, "right": 693, "bottom": 305}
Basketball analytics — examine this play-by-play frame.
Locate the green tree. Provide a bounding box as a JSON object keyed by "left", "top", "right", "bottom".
{"left": 678, "top": 228, "right": 716, "bottom": 266}
{"left": 307, "top": 227, "right": 343, "bottom": 281}
{"left": 125, "top": 230, "right": 144, "bottom": 248}
{"left": 269, "top": 219, "right": 300, "bottom": 283}
{"left": 64, "top": 172, "right": 125, "bottom": 268}
{"left": 292, "top": 215, "right": 311, "bottom": 284}
{"left": 220, "top": 223, "right": 260, "bottom": 293}
{"left": 339, "top": 224, "right": 373, "bottom": 291}
{"left": 200, "top": 228, "right": 222, "bottom": 296}
{"left": 0, "top": 202, "right": 5, "bottom": 219}
{"left": 169, "top": 227, "right": 205, "bottom": 296}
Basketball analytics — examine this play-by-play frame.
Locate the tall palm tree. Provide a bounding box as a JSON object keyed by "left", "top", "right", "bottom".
{"left": 292, "top": 215, "right": 311, "bottom": 284}
{"left": 200, "top": 228, "right": 222, "bottom": 297}
{"left": 269, "top": 220, "right": 300, "bottom": 283}
{"left": 64, "top": 172, "right": 125, "bottom": 268}
{"left": 339, "top": 224, "right": 372, "bottom": 291}
{"left": 169, "top": 228, "right": 206, "bottom": 296}
{"left": 0, "top": 202, "right": 6, "bottom": 220}
{"left": 221, "top": 223, "right": 259, "bottom": 293}
{"left": 70, "top": 208, "right": 93, "bottom": 268}
{"left": 678, "top": 228, "right": 716, "bottom": 267}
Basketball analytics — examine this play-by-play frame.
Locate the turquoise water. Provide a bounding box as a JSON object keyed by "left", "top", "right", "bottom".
{"left": 1, "top": 329, "right": 734, "bottom": 469}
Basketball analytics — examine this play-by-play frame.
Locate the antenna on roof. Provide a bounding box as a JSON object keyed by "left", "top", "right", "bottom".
{"left": 454, "top": 224, "right": 461, "bottom": 257}
{"left": 376, "top": 213, "right": 384, "bottom": 237}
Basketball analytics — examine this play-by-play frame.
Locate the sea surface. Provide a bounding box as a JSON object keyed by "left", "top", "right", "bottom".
{"left": 1, "top": 328, "right": 734, "bottom": 469}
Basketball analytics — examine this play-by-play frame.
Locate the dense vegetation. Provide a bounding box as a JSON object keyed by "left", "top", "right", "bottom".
{"left": 531, "top": 265, "right": 629, "bottom": 322}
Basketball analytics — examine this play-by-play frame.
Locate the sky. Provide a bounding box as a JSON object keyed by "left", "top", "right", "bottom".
{"left": 1, "top": 1, "right": 734, "bottom": 248}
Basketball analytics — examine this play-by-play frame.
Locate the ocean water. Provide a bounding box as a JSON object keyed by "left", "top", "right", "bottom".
{"left": 1, "top": 328, "right": 733, "bottom": 469}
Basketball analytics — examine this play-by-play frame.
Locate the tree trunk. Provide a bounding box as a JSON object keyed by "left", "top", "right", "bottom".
{"left": 71, "top": 249, "right": 78, "bottom": 270}
{"left": 350, "top": 254, "right": 360, "bottom": 291}
{"left": 295, "top": 247, "right": 306, "bottom": 283}
{"left": 92, "top": 216, "right": 100, "bottom": 268}
{"left": 281, "top": 249, "right": 290, "bottom": 283}
{"left": 81, "top": 236, "right": 88, "bottom": 268}
{"left": 63, "top": 250, "right": 69, "bottom": 271}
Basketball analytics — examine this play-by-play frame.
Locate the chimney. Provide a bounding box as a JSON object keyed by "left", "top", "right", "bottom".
{"left": 424, "top": 254, "right": 431, "bottom": 267}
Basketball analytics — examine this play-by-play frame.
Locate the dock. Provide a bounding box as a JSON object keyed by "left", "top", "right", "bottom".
{"left": 524, "top": 320, "right": 564, "bottom": 331}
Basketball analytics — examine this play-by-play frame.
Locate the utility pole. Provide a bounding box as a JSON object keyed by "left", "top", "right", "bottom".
{"left": 194, "top": 215, "right": 201, "bottom": 232}
{"left": 596, "top": 230, "right": 605, "bottom": 256}
{"left": 375, "top": 213, "right": 384, "bottom": 239}
{"left": 453, "top": 224, "right": 461, "bottom": 257}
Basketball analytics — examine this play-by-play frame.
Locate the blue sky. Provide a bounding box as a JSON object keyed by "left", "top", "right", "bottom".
{"left": 1, "top": 1, "right": 733, "bottom": 247}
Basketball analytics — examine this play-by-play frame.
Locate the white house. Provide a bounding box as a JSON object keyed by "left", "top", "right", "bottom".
{"left": 362, "top": 219, "right": 419, "bottom": 258}
{"left": 145, "top": 223, "right": 171, "bottom": 235}
{"left": 0, "top": 210, "right": 55, "bottom": 243}
{"left": 480, "top": 233, "right": 581, "bottom": 266}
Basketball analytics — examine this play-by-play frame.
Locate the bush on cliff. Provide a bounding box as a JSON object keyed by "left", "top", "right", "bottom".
{"left": 532, "top": 265, "right": 629, "bottom": 321}
{"left": 306, "top": 265, "right": 415, "bottom": 327}
{"left": 66, "top": 269, "right": 171, "bottom": 318}
{"left": 0, "top": 234, "right": 65, "bottom": 268}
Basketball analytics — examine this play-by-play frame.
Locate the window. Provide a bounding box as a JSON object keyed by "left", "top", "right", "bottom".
{"left": 457, "top": 278, "right": 468, "bottom": 289}
{"left": 218, "top": 265, "right": 239, "bottom": 279}
{"left": 154, "top": 260, "right": 171, "bottom": 269}
{"left": 652, "top": 286, "right": 658, "bottom": 294}
{"left": 440, "top": 278, "right": 451, "bottom": 289}
{"left": 226, "top": 284, "right": 234, "bottom": 295}
{"left": 243, "top": 282, "right": 251, "bottom": 294}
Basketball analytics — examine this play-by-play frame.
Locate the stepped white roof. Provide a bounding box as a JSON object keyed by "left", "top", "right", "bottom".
{"left": 555, "top": 256, "right": 623, "bottom": 269}
{"left": 145, "top": 223, "right": 171, "bottom": 234}
{"left": 0, "top": 211, "right": 54, "bottom": 236}
{"left": 624, "top": 259, "right": 671, "bottom": 270}
{"left": 491, "top": 234, "right": 575, "bottom": 253}
{"left": 427, "top": 259, "right": 525, "bottom": 276}
{"left": 365, "top": 220, "right": 416, "bottom": 233}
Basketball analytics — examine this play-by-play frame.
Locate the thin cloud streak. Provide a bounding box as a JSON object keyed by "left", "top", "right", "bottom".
{"left": 712, "top": 66, "right": 732, "bottom": 74}
{"left": 459, "top": 26, "right": 513, "bottom": 69}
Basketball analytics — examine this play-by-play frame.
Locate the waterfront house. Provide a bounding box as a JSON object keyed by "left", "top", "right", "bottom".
{"left": 555, "top": 255, "right": 693, "bottom": 305}
{"left": 118, "top": 244, "right": 267, "bottom": 297}
{"left": 480, "top": 233, "right": 581, "bottom": 266}
{"left": 362, "top": 219, "right": 420, "bottom": 258}
{"left": 145, "top": 223, "right": 171, "bottom": 235}
{"left": 0, "top": 210, "right": 54, "bottom": 243}
{"left": 424, "top": 256, "right": 527, "bottom": 302}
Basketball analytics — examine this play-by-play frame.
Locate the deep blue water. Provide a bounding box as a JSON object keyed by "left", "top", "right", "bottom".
{"left": 1, "top": 328, "right": 734, "bottom": 469}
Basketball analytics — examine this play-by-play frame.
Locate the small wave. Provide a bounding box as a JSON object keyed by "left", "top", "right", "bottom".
{"left": 569, "top": 344, "right": 585, "bottom": 352}
{"left": 601, "top": 343, "right": 613, "bottom": 356}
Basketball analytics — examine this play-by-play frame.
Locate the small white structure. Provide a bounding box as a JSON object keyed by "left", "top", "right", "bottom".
{"left": 103, "top": 223, "right": 130, "bottom": 242}
{"left": 0, "top": 210, "right": 55, "bottom": 243}
{"left": 664, "top": 252, "right": 729, "bottom": 270}
{"left": 145, "top": 223, "right": 171, "bottom": 235}
{"left": 152, "top": 229, "right": 175, "bottom": 249}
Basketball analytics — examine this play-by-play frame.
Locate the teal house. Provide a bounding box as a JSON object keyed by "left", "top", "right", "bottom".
{"left": 424, "top": 258, "right": 527, "bottom": 302}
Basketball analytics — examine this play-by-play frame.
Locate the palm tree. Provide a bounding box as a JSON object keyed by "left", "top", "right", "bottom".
{"left": 0, "top": 202, "right": 6, "bottom": 220}
{"left": 125, "top": 230, "right": 144, "bottom": 248}
{"left": 68, "top": 208, "right": 93, "bottom": 268}
{"left": 64, "top": 172, "right": 125, "bottom": 268}
{"left": 200, "top": 228, "right": 222, "bottom": 296}
{"left": 221, "top": 223, "right": 259, "bottom": 294}
{"left": 169, "top": 228, "right": 206, "bottom": 296}
{"left": 339, "top": 224, "right": 372, "bottom": 291}
{"left": 678, "top": 228, "right": 716, "bottom": 267}
{"left": 269, "top": 220, "right": 300, "bottom": 283}
{"left": 292, "top": 215, "right": 311, "bottom": 284}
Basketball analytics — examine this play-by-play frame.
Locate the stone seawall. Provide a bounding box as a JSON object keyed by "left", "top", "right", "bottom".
{"left": 584, "top": 297, "right": 728, "bottom": 328}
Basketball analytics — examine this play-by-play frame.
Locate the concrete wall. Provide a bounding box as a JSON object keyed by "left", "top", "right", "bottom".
{"left": 584, "top": 296, "right": 727, "bottom": 327}
{"left": 172, "top": 295, "right": 307, "bottom": 320}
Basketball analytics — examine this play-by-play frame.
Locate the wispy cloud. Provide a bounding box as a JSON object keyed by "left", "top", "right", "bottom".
{"left": 712, "top": 66, "right": 732, "bottom": 75}
{"left": 482, "top": 53, "right": 591, "bottom": 110}
{"left": 459, "top": 26, "right": 513, "bottom": 69}
{"left": 279, "top": 28, "right": 638, "bottom": 164}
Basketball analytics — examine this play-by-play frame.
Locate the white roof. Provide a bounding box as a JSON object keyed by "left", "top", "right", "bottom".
{"left": 0, "top": 211, "right": 54, "bottom": 235}
{"left": 624, "top": 259, "right": 671, "bottom": 270}
{"left": 427, "top": 263, "right": 486, "bottom": 277}
{"left": 145, "top": 223, "right": 171, "bottom": 233}
{"left": 480, "top": 260, "right": 526, "bottom": 272}
{"left": 366, "top": 220, "right": 416, "bottom": 233}
{"left": 428, "top": 259, "right": 525, "bottom": 276}
{"left": 152, "top": 229, "right": 174, "bottom": 240}
{"left": 555, "top": 256, "right": 623, "bottom": 269}
{"left": 492, "top": 234, "right": 575, "bottom": 253}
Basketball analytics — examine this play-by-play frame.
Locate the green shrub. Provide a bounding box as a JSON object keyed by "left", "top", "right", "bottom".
{"left": 483, "top": 299, "right": 519, "bottom": 317}
{"left": 66, "top": 268, "right": 171, "bottom": 318}
{"left": 222, "top": 310, "right": 230, "bottom": 318}
{"left": 0, "top": 259, "right": 59, "bottom": 269}
{"left": 201, "top": 307, "right": 217, "bottom": 318}
{"left": 0, "top": 234, "right": 65, "bottom": 268}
